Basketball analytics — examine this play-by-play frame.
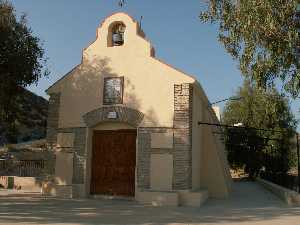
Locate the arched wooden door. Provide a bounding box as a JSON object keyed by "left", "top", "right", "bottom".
{"left": 90, "top": 129, "right": 136, "bottom": 196}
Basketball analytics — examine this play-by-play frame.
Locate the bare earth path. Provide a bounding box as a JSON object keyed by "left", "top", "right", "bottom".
{"left": 0, "top": 181, "right": 299, "bottom": 225}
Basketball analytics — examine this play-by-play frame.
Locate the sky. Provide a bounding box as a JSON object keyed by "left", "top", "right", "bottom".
{"left": 9, "top": 0, "right": 300, "bottom": 130}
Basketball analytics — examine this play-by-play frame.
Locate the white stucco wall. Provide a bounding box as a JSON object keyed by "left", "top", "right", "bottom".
{"left": 47, "top": 13, "right": 195, "bottom": 129}
{"left": 199, "top": 108, "right": 232, "bottom": 198}
{"left": 54, "top": 152, "right": 73, "bottom": 185}
{"left": 191, "top": 87, "right": 203, "bottom": 190}
{"left": 150, "top": 154, "right": 173, "bottom": 191}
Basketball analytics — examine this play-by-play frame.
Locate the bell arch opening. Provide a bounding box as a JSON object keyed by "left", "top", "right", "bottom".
{"left": 107, "top": 22, "right": 126, "bottom": 47}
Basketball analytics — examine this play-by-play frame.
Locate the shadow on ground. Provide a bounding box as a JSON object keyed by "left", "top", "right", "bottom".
{"left": 0, "top": 182, "right": 299, "bottom": 225}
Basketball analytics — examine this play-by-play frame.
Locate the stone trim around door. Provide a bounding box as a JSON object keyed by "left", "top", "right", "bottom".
{"left": 83, "top": 106, "right": 144, "bottom": 128}
{"left": 137, "top": 127, "right": 173, "bottom": 190}
{"left": 83, "top": 105, "right": 144, "bottom": 197}
{"left": 137, "top": 83, "right": 193, "bottom": 192}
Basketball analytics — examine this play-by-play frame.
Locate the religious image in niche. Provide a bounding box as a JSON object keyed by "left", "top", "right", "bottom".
{"left": 103, "top": 77, "right": 124, "bottom": 104}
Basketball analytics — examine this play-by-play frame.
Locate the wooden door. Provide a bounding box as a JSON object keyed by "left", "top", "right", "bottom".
{"left": 90, "top": 129, "right": 136, "bottom": 196}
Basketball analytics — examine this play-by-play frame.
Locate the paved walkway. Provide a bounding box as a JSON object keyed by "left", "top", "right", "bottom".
{"left": 0, "top": 181, "right": 299, "bottom": 225}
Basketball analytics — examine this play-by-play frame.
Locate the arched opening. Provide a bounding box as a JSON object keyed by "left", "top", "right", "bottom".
{"left": 107, "top": 22, "right": 126, "bottom": 47}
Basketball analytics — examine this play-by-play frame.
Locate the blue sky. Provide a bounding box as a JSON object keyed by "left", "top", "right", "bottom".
{"left": 10, "top": 0, "right": 300, "bottom": 129}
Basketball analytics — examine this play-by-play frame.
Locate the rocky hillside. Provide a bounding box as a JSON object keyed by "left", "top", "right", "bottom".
{"left": 0, "top": 88, "right": 48, "bottom": 146}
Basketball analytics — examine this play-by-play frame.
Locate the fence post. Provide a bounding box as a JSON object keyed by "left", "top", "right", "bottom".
{"left": 297, "top": 133, "right": 300, "bottom": 193}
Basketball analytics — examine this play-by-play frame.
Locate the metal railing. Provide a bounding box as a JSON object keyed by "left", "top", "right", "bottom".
{"left": 0, "top": 159, "right": 45, "bottom": 177}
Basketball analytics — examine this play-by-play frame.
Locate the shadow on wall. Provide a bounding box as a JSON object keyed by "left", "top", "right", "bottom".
{"left": 69, "top": 57, "right": 116, "bottom": 98}
{"left": 123, "top": 73, "right": 160, "bottom": 127}
{"left": 61, "top": 56, "right": 160, "bottom": 127}
{"left": 52, "top": 56, "right": 163, "bottom": 188}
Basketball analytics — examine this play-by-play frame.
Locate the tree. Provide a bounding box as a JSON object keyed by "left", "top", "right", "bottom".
{"left": 0, "top": 0, "right": 48, "bottom": 143}
{"left": 200, "top": 0, "right": 300, "bottom": 96}
{"left": 222, "top": 80, "right": 297, "bottom": 177}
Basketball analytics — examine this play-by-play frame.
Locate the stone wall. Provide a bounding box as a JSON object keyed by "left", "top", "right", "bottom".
{"left": 51, "top": 127, "right": 87, "bottom": 198}
{"left": 46, "top": 93, "right": 61, "bottom": 146}
{"left": 137, "top": 83, "right": 193, "bottom": 191}
{"left": 137, "top": 128, "right": 151, "bottom": 189}
{"left": 137, "top": 127, "right": 173, "bottom": 189}
{"left": 173, "top": 83, "right": 193, "bottom": 190}
{"left": 56, "top": 127, "right": 87, "bottom": 185}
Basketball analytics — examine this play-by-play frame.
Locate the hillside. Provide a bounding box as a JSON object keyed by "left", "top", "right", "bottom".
{"left": 0, "top": 88, "right": 48, "bottom": 146}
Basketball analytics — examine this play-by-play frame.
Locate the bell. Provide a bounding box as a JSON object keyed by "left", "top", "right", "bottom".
{"left": 112, "top": 33, "right": 124, "bottom": 46}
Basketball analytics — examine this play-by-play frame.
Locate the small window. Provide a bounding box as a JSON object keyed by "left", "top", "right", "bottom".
{"left": 103, "top": 77, "right": 124, "bottom": 104}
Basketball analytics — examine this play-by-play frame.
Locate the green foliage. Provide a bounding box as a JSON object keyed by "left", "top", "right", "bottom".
{"left": 223, "top": 81, "right": 296, "bottom": 131}
{"left": 0, "top": 87, "right": 48, "bottom": 145}
{"left": 200, "top": 0, "right": 300, "bottom": 96}
{"left": 222, "top": 80, "right": 297, "bottom": 177}
{"left": 0, "top": 0, "right": 48, "bottom": 143}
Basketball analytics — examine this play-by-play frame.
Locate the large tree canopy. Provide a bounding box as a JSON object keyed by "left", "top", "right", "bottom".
{"left": 222, "top": 80, "right": 297, "bottom": 176}
{"left": 223, "top": 81, "right": 297, "bottom": 132}
{"left": 0, "top": 0, "right": 48, "bottom": 142}
{"left": 200, "top": 0, "right": 300, "bottom": 96}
